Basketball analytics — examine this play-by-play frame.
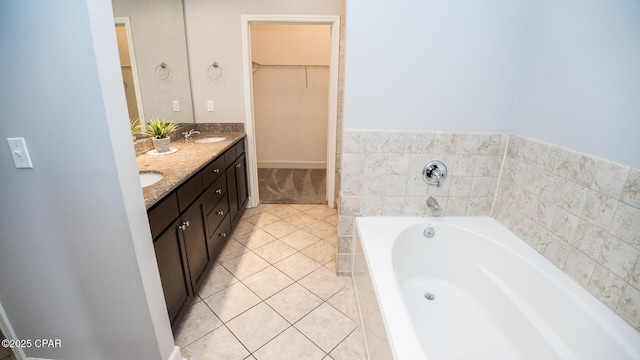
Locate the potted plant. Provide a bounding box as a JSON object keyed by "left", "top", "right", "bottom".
{"left": 145, "top": 117, "right": 179, "bottom": 152}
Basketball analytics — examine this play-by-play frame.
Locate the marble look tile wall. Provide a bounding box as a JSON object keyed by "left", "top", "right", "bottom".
{"left": 493, "top": 135, "right": 640, "bottom": 330}
{"left": 337, "top": 130, "right": 508, "bottom": 272}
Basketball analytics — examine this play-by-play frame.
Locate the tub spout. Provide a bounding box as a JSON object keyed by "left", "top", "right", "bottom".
{"left": 426, "top": 196, "right": 440, "bottom": 211}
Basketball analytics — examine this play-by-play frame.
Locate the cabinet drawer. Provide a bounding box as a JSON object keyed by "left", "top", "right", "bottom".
{"left": 208, "top": 214, "right": 231, "bottom": 261}
{"left": 224, "top": 145, "right": 238, "bottom": 166}
{"left": 201, "top": 156, "right": 226, "bottom": 189}
{"left": 176, "top": 174, "right": 204, "bottom": 212}
{"left": 206, "top": 194, "right": 229, "bottom": 238}
{"left": 148, "top": 193, "right": 179, "bottom": 239}
{"left": 235, "top": 138, "right": 245, "bottom": 158}
{"left": 204, "top": 175, "right": 228, "bottom": 215}
{"left": 224, "top": 139, "right": 245, "bottom": 167}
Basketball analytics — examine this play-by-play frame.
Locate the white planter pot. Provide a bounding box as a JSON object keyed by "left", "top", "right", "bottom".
{"left": 152, "top": 137, "right": 171, "bottom": 152}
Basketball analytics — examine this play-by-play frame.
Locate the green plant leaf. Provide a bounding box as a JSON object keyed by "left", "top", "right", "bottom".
{"left": 144, "top": 117, "right": 180, "bottom": 139}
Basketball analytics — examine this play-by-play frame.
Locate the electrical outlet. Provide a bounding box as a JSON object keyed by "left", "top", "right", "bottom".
{"left": 207, "top": 100, "right": 215, "bottom": 112}
{"left": 173, "top": 100, "right": 180, "bottom": 112}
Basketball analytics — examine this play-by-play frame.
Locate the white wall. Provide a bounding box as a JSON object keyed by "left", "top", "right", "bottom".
{"left": 251, "top": 24, "right": 331, "bottom": 66}
{"left": 512, "top": 0, "right": 640, "bottom": 168}
{"left": 0, "top": 1, "right": 175, "bottom": 359}
{"left": 343, "top": 0, "right": 533, "bottom": 132}
{"left": 183, "top": 0, "right": 340, "bottom": 123}
{"left": 344, "top": 0, "right": 640, "bottom": 168}
{"left": 252, "top": 24, "right": 330, "bottom": 168}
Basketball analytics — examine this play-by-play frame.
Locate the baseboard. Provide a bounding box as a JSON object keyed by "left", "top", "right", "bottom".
{"left": 167, "top": 345, "right": 184, "bottom": 360}
{"left": 257, "top": 161, "right": 326, "bottom": 169}
{"left": 24, "top": 346, "right": 182, "bottom": 360}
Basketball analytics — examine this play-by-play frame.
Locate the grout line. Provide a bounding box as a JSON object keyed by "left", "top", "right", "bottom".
{"left": 491, "top": 134, "right": 510, "bottom": 216}
{"left": 181, "top": 204, "right": 347, "bottom": 358}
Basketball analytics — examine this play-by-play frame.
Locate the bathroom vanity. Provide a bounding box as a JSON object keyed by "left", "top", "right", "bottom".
{"left": 138, "top": 133, "right": 248, "bottom": 326}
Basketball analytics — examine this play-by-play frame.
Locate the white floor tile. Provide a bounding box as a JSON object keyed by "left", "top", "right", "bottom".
{"left": 202, "top": 282, "right": 261, "bottom": 322}
{"left": 221, "top": 251, "right": 270, "bottom": 279}
{"left": 173, "top": 301, "right": 222, "bottom": 347}
{"left": 299, "top": 266, "right": 350, "bottom": 300}
{"left": 266, "top": 283, "right": 323, "bottom": 323}
{"left": 174, "top": 204, "right": 366, "bottom": 359}
{"left": 181, "top": 325, "right": 249, "bottom": 360}
{"left": 242, "top": 266, "right": 294, "bottom": 300}
{"left": 234, "top": 229, "right": 277, "bottom": 250}
{"left": 279, "top": 229, "right": 322, "bottom": 250}
{"left": 253, "top": 326, "right": 325, "bottom": 360}
{"left": 197, "top": 262, "right": 239, "bottom": 299}
{"left": 262, "top": 220, "right": 299, "bottom": 238}
{"left": 330, "top": 327, "right": 368, "bottom": 360}
{"left": 253, "top": 239, "right": 297, "bottom": 264}
{"left": 274, "top": 252, "right": 322, "bottom": 281}
{"left": 295, "top": 303, "right": 357, "bottom": 352}
{"left": 226, "top": 302, "right": 289, "bottom": 352}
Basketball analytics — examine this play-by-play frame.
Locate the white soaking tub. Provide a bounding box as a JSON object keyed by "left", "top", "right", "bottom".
{"left": 352, "top": 216, "right": 640, "bottom": 360}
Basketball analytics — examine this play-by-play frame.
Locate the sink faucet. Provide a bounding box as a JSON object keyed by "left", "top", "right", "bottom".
{"left": 183, "top": 129, "right": 200, "bottom": 141}
{"left": 426, "top": 196, "right": 440, "bottom": 211}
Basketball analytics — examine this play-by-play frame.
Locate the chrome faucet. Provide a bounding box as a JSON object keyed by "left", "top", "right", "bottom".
{"left": 183, "top": 129, "right": 200, "bottom": 141}
{"left": 426, "top": 196, "right": 440, "bottom": 211}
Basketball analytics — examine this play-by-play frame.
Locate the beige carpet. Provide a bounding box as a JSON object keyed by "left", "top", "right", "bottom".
{"left": 258, "top": 168, "right": 326, "bottom": 204}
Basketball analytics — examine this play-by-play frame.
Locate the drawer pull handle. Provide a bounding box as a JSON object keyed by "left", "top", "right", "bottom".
{"left": 212, "top": 168, "right": 220, "bottom": 173}
{"left": 219, "top": 232, "right": 227, "bottom": 237}
{"left": 235, "top": 163, "right": 241, "bottom": 168}
{"left": 177, "top": 221, "right": 190, "bottom": 231}
{"left": 217, "top": 210, "right": 224, "bottom": 216}
{"left": 215, "top": 189, "right": 222, "bottom": 194}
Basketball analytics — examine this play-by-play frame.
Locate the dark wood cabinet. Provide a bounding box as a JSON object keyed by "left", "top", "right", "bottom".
{"left": 147, "top": 137, "right": 248, "bottom": 327}
{"left": 153, "top": 218, "right": 191, "bottom": 323}
{"left": 227, "top": 153, "right": 248, "bottom": 226}
{"left": 180, "top": 199, "right": 209, "bottom": 287}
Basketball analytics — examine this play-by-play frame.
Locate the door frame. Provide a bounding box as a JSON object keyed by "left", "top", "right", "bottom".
{"left": 241, "top": 14, "right": 340, "bottom": 208}
{"left": 114, "top": 17, "right": 146, "bottom": 126}
{"left": 0, "top": 300, "right": 26, "bottom": 359}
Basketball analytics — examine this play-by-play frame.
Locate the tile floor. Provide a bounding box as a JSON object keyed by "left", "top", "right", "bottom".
{"left": 0, "top": 330, "right": 16, "bottom": 360}
{"left": 176, "top": 204, "right": 367, "bottom": 360}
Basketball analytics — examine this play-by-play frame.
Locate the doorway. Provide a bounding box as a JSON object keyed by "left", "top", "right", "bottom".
{"left": 241, "top": 15, "right": 340, "bottom": 209}
{"left": 251, "top": 23, "right": 330, "bottom": 204}
{"left": 114, "top": 18, "right": 145, "bottom": 127}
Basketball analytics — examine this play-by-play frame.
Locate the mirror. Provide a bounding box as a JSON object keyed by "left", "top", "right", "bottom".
{"left": 112, "top": 0, "right": 195, "bottom": 132}
{"left": 115, "top": 19, "right": 144, "bottom": 127}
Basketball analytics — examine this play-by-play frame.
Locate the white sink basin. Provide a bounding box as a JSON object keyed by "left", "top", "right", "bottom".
{"left": 194, "top": 137, "right": 227, "bottom": 144}
{"left": 139, "top": 171, "right": 164, "bottom": 188}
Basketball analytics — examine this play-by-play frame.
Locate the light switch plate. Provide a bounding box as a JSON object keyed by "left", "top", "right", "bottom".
{"left": 173, "top": 100, "right": 180, "bottom": 112}
{"left": 7, "top": 137, "right": 34, "bottom": 169}
{"left": 207, "top": 100, "right": 215, "bottom": 112}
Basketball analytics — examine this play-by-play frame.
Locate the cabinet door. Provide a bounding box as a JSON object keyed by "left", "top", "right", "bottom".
{"left": 226, "top": 163, "right": 239, "bottom": 224}
{"left": 154, "top": 219, "right": 191, "bottom": 324}
{"left": 180, "top": 200, "right": 209, "bottom": 287}
{"left": 235, "top": 153, "right": 248, "bottom": 212}
{"left": 227, "top": 153, "right": 248, "bottom": 225}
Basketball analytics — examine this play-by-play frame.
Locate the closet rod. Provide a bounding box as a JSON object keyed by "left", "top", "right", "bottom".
{"left": 252, "top": 61, "right": 329, "bottom": 69}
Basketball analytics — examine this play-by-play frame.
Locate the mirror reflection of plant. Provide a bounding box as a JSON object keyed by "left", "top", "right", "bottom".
{"left": 145, "top": 117, "right": 180, "bottom": 139}
{"left": 130, "top": 119, "right": 142, "bottom": 136}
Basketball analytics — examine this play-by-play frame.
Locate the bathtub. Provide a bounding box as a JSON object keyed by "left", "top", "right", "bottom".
{"left": 352, "top": 216, "right": 640, "bottom": 360}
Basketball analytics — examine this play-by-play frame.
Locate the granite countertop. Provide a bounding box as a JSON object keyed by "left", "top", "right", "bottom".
{"left": 138, "top": 132, "right": 246, "bottom": 209}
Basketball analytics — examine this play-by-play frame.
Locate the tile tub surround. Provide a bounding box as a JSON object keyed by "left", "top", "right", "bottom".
{"left": 337, "top": 130, "right": 640, "bottom": 331}
{"left": 174, "top": 204, "right": 367, "bottom": 360}
{"left": 337, "top": 130, "right": 508, "bottom": 272}
{"left": 493, "top": 135, "right": 640, "bottom": 330}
